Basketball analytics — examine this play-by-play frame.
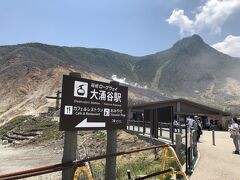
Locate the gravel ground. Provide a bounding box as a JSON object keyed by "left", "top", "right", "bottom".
{"left": 0, "top": 130, "right": 152, "bottom": 179}
{"left": 0, "top": 143, "right": 62, "bottom": 175}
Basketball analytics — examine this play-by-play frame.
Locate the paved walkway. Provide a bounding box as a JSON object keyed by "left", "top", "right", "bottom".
{"left": 190, "top": 130, "right": 240, "bottom": 180}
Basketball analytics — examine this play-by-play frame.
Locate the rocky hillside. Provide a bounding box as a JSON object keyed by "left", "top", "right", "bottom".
{"left": 0, "top": 34, "right": 240, "bottom": 123}
{"left": 134, "top": 35, "right": 240, "bottom": 111}
{"left": 0, "top": 64, "right": 161, "bottom": 124}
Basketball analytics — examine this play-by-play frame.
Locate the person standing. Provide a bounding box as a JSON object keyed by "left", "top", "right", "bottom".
{"left": 229, "top": 117, "right": 239, "bottom": 154}
{"left": 187, "top": 116, "right": 195, "bottom": 127}
{"left": 193, "top": 116, "right": 202, "bottom": 142}
{"left": 238, "top": 119, "right": 240, "bottom": 152}
{"left": 173, "top": 119, "right": 179, "bottom": 133}
{"left": 196, "top": 118, "right": 203, "bottom": 142}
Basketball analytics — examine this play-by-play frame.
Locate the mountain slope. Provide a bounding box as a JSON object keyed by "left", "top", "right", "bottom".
{"left": 160, "top": 35, "right": 240, "bottom": 93}
{"left": 22, "top": 43, "right": 139, "bottom": 81}
{"left": 134, "top": 35, "right": 240, "bottom": 90}
{"left": 0, "top": 34, "right": 240, "bottom": 123}
{"left": 131, "top": 35, "right": 240, "bottom": 112}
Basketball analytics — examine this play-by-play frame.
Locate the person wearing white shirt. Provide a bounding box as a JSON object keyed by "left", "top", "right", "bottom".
{"left": 229, "top": 117, "right": 239, "bottom": 154}
{"left": 186, "top": 117, "right": 195, "bottom": 127}
{"left": 173, "top": 119, "right": 179, "bottom": 132}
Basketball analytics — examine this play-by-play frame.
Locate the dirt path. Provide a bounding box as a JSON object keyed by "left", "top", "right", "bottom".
{"left": 190, "top": 130, "right": 240, "bottom": 180}
{"left": 0, "top": 144, "right": 61, "bottom": 175}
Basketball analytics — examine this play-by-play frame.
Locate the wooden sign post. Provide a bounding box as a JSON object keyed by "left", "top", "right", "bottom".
{"left": 105, "top": 81, "right": 119, "bottom": 180}
{"left": 62, "top": 72, "right": 80, "bottom": 180}
{"left": 59, "top": 74, "right": 128, "bottom": 179}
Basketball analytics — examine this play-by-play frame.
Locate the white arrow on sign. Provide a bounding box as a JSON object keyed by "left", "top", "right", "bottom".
{"left": 75, "top": 118, "right": 106, "bottom": 128}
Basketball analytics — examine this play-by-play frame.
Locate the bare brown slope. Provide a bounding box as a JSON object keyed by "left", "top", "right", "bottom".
{"left": 0, "top": 65, "right": 153, "bottom": 124}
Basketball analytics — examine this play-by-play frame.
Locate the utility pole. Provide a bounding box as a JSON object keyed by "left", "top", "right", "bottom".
{"left": 46, "top": 90, "right": 61, "bottom": 110}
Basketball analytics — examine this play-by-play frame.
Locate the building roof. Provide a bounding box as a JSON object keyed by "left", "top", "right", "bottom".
{"left": 129, "top": 98, "right": 231, "bottom": 116}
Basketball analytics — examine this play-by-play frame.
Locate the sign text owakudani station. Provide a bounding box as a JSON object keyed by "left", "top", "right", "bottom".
{"left": 59, "top": 75, "right": 128, "bottom": 131}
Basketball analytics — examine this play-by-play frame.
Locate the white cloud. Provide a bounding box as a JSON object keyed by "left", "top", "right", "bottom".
{"left": 166, "top": 9, "right": 194, "bottom": 36}
{"left": 212, "top": 35, "right": 240, "bottom": 57}
{"left": 166, "top": 0, "right": 240, "bottom": 36}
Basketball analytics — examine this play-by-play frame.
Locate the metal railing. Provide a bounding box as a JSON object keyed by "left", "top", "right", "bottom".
{"left": 0, "top": 144, "right": 188, "bottom": 180}
{"left": 127, "top": 120, "right": 199, "bottom": 174}
{"left": 127, "top": 120, "right": 175, "bottom": 139}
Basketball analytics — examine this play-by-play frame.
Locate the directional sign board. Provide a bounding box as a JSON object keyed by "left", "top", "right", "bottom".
{"left": 59, "top": 75, "right": 128, "bottom": 131}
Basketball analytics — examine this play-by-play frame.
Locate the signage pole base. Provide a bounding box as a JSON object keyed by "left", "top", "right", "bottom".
{"left": 62, "top": 131, "right": 77, "bottom": 180}
{"left": 105, "top": 80, "right": 119, "bottom": 180}
{"left": 105, "top": 129, "right": 117, "bottom": 180}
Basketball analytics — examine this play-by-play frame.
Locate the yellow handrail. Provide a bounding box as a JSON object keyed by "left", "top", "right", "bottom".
{"left": 160, "top": 145, "right": 188, "bottom": 180}
{"left": 73, "top": 165, "right": 94, "bottom": 180}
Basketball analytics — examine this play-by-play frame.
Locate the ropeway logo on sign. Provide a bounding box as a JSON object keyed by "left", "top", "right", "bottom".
{"left": 74, "top": 81, "right": 88, "bottom": 98}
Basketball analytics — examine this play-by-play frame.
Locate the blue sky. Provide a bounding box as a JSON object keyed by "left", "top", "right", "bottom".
{"left": 0, "top": 0, "right": 240, "bottom": 56}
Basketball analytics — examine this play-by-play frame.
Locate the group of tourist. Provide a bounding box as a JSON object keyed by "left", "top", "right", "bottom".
{"left": 173, "top": 116, "right": 203, "bottom": 142}
{"left": 229, "top": 117, "right": 240, "bottom": 154}
{"left": 173, "top": 116, "right": 240, "bottom": 154}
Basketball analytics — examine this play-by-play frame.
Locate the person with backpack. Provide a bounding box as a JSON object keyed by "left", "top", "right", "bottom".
{"left": 229, "top": 117, "right": 239, "bottom": 154}
{"left": 196, "top": 118, "right": 203, "bottom": 142}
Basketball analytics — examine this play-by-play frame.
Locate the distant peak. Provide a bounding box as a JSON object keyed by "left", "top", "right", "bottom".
{"left": 174, "top": 34, "right": 204, "bottom": 46}
{"left": 191, "top": 34, "right": 203, "bottom": 41}
{"left": 171, "top": 34, "right": 207, "bottom": 53}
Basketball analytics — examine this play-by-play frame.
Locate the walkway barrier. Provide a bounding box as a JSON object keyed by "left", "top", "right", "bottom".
{"left": 127, "top": 145, "right": 188, "bottom": 180}
{"left": 127, "top": 120, "right": 174, "bottom": 140}
{"left": 0, "top": 144, "right": 188, "bottom": 180}
{"left": 160, "top": 146, "right": 188, "bottom": 180}
{"left": 127, "top": 120, "right": 199, "bottom": 174}
{"left": 73, "top": 163, "right": 93, "bottom": 180}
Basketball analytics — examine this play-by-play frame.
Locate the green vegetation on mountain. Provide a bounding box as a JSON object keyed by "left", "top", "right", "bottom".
{"left": 0, "top": 116, "right": 27, "bottom": 135}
